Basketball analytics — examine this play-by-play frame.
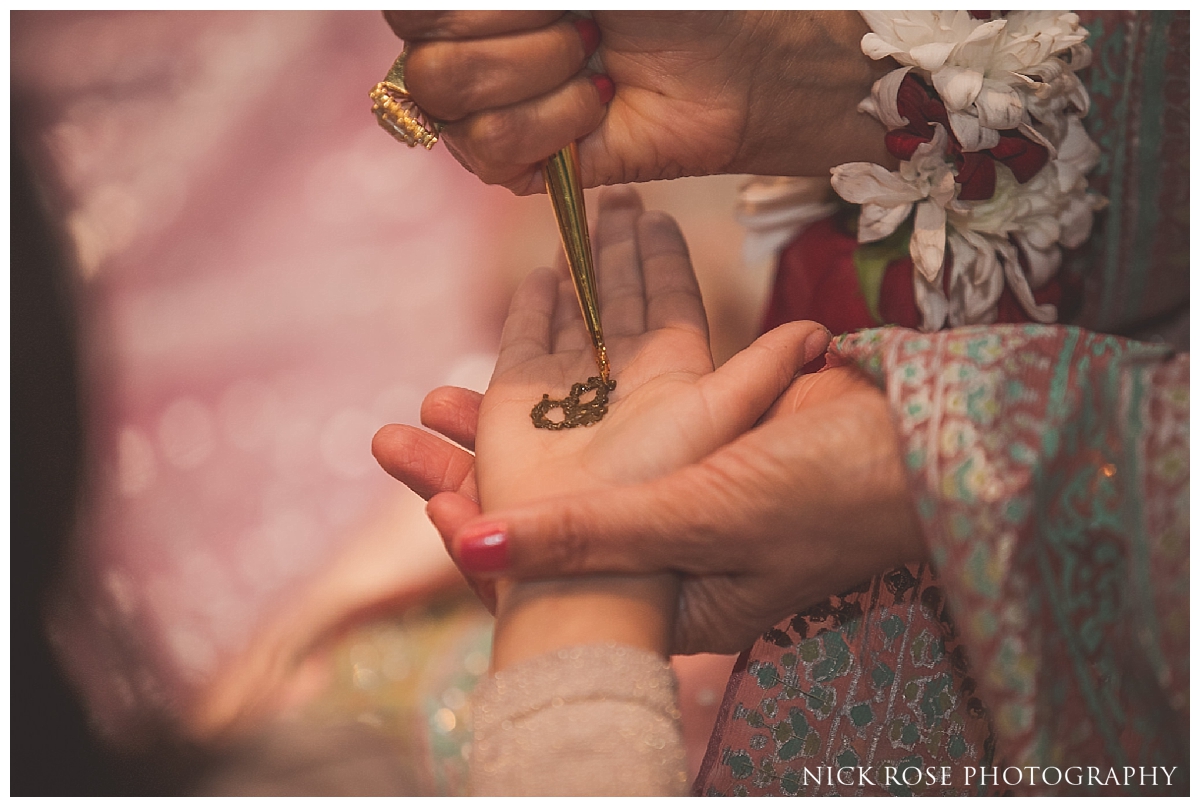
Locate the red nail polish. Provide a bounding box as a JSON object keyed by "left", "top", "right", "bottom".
{"left": 458, "top": 525, "right": 509, "bottom": 573}
{"left": 574, "top": 18, "right": 600, "bottom": 58}
{"left": 590, "top": 73, "right": 615, "bottom": 105}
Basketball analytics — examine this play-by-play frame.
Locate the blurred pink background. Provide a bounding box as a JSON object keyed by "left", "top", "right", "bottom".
{"left": 13, "top": 10, "right": 762, "bottom": 786}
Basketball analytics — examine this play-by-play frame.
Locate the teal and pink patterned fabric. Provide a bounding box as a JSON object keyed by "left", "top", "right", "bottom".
{"left": 695, "top": 327, "right": 1187, "bottom": 795}
{"left": 1068, "top": 11, "right": 1190, "bottom": 344}
{"left": 696, "top": 10, "right": 1188, "bottom": 797}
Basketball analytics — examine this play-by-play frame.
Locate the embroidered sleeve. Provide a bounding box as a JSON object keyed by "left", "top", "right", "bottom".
{"left": 828, "top": 324, "right": 1187, "bottom": 774}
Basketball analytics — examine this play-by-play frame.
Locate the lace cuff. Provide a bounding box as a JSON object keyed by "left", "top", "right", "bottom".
{"left": 470, "top": 643, "right": 688, "bottom": 796}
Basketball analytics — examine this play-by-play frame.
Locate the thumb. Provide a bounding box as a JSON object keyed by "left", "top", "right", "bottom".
{"left": 449, "top": 459, "right": 754, "bottom": 580}
{"left": 427, "top": 491, "right": 498, "bottom": 613}
{"left": 427, "top": 490, "right": 482, "bottom": 543}
{"left": 697, "top": 320, "right": 830, "bottom": 439}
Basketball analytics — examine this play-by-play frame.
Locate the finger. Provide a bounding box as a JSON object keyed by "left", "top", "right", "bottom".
{"left": 550, "top": 267, "right": 589, "bottom": 354}
{"left": 420, "top": 386, "right": 482, "bottom": 452}
{"left": 372, "top": 424, "right": 477, "bottom": 502}
{"left": 384, "top": 10, "right": 563, "bottom": 41}
{"left": 593, "top": 186, "right": 647, "bottom": 337}
{"left": 427, "top": 492, "right": 481, "bottom": 538}
{"left": 441, "top": 73, "right": 610, "bottom": 193}
{"left": 696, "top": 321, "right": 831, "bottom": 439}
{"left": 447, "top": 455, "right": 763, "bottom": 579}
{"left": 427, "top": 491, "right": 497, "bottom": 614}
{"left": 495, "top": 266, "right": 557, "bottom": 376}
{"left": 404, "top": 16, "right": 596, "bottom": 123}
{"left": 639, "top": 211, "right": 707, "bottom": 338}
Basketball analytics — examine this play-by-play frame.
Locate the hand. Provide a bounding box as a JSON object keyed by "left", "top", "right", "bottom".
{"left": 382, "top": 11, "right": 894, "bottom": 193}
{"left": 472, "top": 192, "right": 828, "bottom": 512}
{"left": 382, "top": 362, "right": 926, "bottom": 656}
{"left": 374, "top": 186, "right": 830, "bottom": 516}
{"left": 373, "top": 186, "right": 832, "bottom": 665}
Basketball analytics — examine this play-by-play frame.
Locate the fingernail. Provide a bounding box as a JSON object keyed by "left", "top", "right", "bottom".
{"left": 590, "top": 73, "right": 615, "bottom": 105}
{"left": 804, "top": 326, "right": 832, "bottom": 363}
{"left": 574, "top": 17, "right": 601, "bottom": 58}
{"left": 458, "top": 524, "right": 508, "bottom": 573}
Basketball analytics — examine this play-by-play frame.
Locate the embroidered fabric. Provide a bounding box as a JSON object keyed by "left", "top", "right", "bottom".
{"left": 695, "top": 325, "right": 1188, "bottom": 795}
{"left": 699, "top": 11, "right": 1189, "bottom": 796}
{"left": 470, "top": 644, "right": 689, "bottom": 796}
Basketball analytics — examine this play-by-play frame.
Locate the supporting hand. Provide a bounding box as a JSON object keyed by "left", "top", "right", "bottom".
{"left": 374, "top": 186, "right": 832, "bottom": 665}
{"left": 378, "top": 363, "right": 925, "bottom": 656}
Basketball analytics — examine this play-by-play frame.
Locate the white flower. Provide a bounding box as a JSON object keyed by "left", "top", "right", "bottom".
{"left": 1049, "top": 115, "right": 1104, "bottom": 248}
{"left": 861, "top": 12, "right": 1013, "bottom": 150}
{"left": 831, "top": 11, "right": 1105, "bottom": 331}
{"left": 860, "top": 11, "right": 1091, "bottom": 153}
{"left": 860, "top": 11, "right": 989, "bottom": 71}
{"left": 945, "top": 120, "right": 1102, "bottom": 325}
{"left": 994, "top": 11, "right": 1088, "bottom": 73}
{"left": 944, "top": 228, "right": 1005, "bottom": 327}
{"left": 1019, "top": 57, "right": 1092, "bottom": 155}
{"left": 831, "top": 124, "right": 957, "bottom": 291}
{"left": 857, "top": 66, "right": 913, "bottom": 129}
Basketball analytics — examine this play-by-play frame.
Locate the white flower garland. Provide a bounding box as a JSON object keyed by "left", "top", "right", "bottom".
{"left": 831, "top": 11, "right": 1105, "bottom": 331}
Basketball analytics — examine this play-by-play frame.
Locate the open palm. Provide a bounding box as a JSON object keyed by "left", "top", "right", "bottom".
{"left": 372, "top": 186, "right": 830, "bottom": 628}
{"left": 474, "top": 186, "right": 816, "bottom": 512}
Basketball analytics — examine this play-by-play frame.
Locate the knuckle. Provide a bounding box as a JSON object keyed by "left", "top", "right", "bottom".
{"left": 544, "top": 508, "right": 592, "bottom": 574}
{"left": 425, "top": 12, "right": 487, "bottom": 39}
{"left": 571, "top": 80, "right": 608, "bottom": 132}
{"left": 382, "top": 11, "right": 445, "bottom": 39}
{"left": 415, "top": 43, "right": 547, "bottom": 129}
{"left": 392, "top": 11, "right": 483, "bottom": 40}
{"left": 499, "top": 173, "right": 542, "bottom": 196}
{"left": 462, "top": 110, "right": 532, "bottom": 170}
{"left": 461, "top": 151, "right": 532, "bottom": 192}
{"left": 455, "top": 55, "right": 513, "bottom": 115}
{"left": 441, "top": 11, "right": 563, "bottom": 38}
{"left": 406, "top": 46, "right": 466, "bottom": 121}
{"left": 438, "top": 132, "right": 479, "bottom": 176}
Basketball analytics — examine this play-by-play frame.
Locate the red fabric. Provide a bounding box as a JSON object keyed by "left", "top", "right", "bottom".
{"left": 885, "top": 75, "right": 1048, "bottom": 201}
{"left": 762, "top": 213, "right": 1079, "bottom": 360}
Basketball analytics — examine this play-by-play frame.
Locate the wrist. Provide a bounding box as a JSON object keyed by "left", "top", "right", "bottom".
{"left": 491, "top": 573, "right": 679, "bottom": 671}
{"left": 733, "top": 11, "right": 896, "bottom": 176}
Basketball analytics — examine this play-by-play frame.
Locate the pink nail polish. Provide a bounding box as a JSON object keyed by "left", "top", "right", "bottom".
{"left": 574, "top": 18, "right": 601, "bottom": 58}
{"left": 590, "top": 73, "right": 615, "bottom": 105}
{"left": 458, "top": 525, "right": 508, "bottom": 573}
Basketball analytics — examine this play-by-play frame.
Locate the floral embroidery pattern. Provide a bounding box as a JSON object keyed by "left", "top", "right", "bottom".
{"left": 699, "top": 566, "right": 1000, "bottom": 796}
{"left": 697, "top": 325, "right": 1186, "bottom": 796}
